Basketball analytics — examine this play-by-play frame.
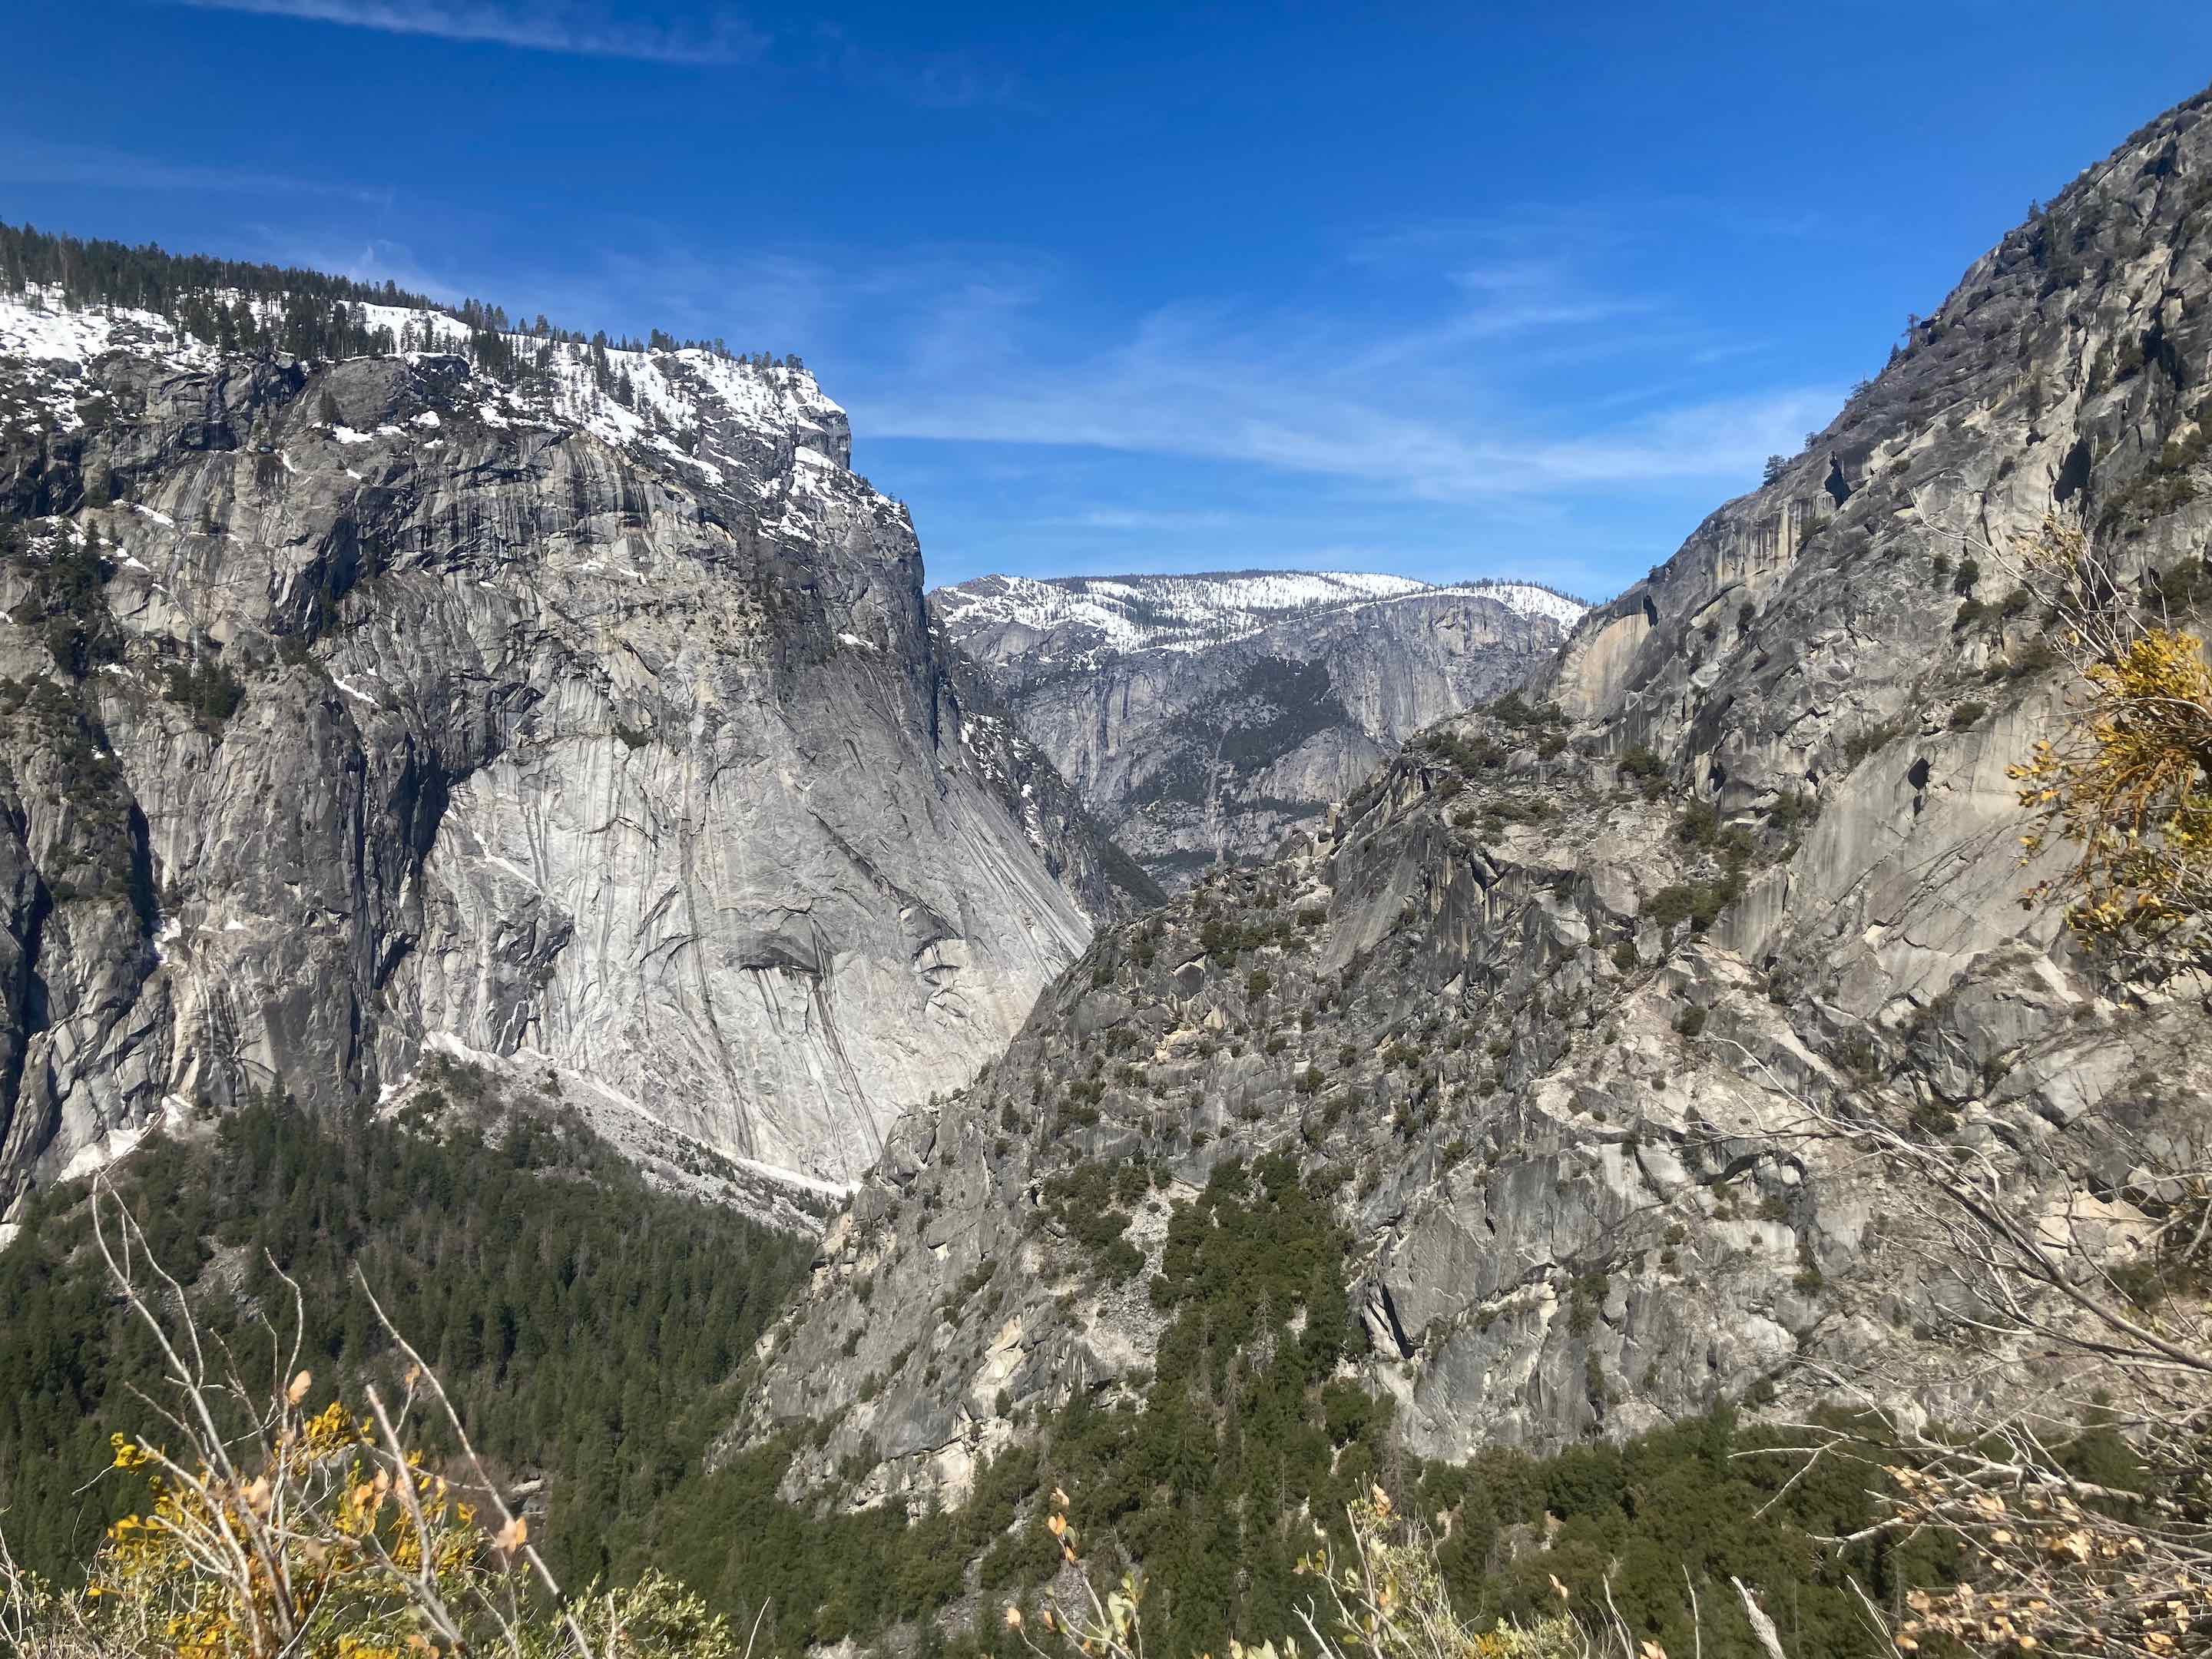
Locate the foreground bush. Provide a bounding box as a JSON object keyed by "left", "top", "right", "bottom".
{"left": 1014, "top": 1485, "right": 1733, "bottom": 1659}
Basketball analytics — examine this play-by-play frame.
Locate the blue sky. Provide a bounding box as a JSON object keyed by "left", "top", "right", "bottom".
{"left": 9, "top": 3, "right": 2211, "bottom": 597}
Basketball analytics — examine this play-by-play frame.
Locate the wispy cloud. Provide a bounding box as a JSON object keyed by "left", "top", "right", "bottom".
{"left": 172, "top": 0, "right": 1027, "bottom": 104}
{"left": 1045, "top": 507, "right": 1254, "bottom": 532}
{"left": 866, "top": 362, "right": 1833, "bottom": 502}
{"left": 231, "top": 208, "right": 1832, "bottom": 516}
{"left": 809, "top": 23, "right": 1025, "bottom": 110}
{"left": 0, "top": 139, "right": 393, "bottom": 207}
{"left": 173, "top": 0, "right": 768, "bottom": 64}
{"left": 472, "top": 235, "right": 846, "bottom": 357}
{"left": 837, "top": 230, "right": 1838, "bottom": 504}
{"left": 247, "top": 235, "right": 465, "bottom": 302}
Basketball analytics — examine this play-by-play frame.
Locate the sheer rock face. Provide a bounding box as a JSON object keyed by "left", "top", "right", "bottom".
{"left": 743, "top": 86, "right": 2212, "bottom": 1500}
{"left": 932, "top": 575, "right": 1576, "bottom": 889}
{"left": 0, "top": 308, "right": 1145, "bottom": 1209}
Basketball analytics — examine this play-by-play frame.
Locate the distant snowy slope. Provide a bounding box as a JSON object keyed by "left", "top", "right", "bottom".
{"left": 1442, "top": 581, "right": 1588, "bottom": 629}
{"left": 0, "top": 284, "right": 850, "bottom": 483}
{"left": 932, "top": 569, "right": 1589, "bottom": 888}
{"left": 932, "top": 570, "right": 1589, "bottom": 664}
{"left": 0, "top": 290, "right": 214, "bottom": 432}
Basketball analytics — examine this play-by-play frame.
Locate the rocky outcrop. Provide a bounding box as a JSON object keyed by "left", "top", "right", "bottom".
{"left": 932, "top": 573, "right": 1579, "bottom": 887}
{"left": 742, "top": 84, "right": 2212, "bottom": 1498}
{"left": 0, "top": 289, "right": 1144, "bottom": 1209}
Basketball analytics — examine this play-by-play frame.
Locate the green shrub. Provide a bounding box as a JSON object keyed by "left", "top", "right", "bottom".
{"left": 12, "top": 532, "right": 118, "bottom": 676}
{"left": 1645, "top": 886, "right": 1695, "bottom": 929}
{"left": 1041, "top": 1166, "right": 1147, "bottom": 1280}
{"left": 1843, "top": 719, "right": 1906, "bottom": 763}
{"left": 1764, "top": 790, "right": 1819, "bottom": 832}
{"left": 1487, "top": 692, "right": 1568, "bottom": 730}
{"left": 1425, "top": 730, "right": 1506, "bottom": 771}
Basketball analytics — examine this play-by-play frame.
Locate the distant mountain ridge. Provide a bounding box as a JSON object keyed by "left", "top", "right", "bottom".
{"left": 934, "top": 570, "right": 1588, "bottom": 662}
{"left": 932, "top": 570, "right": 1581, "bottom": 886}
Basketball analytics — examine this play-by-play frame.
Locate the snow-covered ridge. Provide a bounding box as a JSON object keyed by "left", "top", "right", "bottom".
{"left": 933, "top": 569, "right": 1591, "bottom": 660}
{"left": 1435, "top": 581, "right": 1588, "bottom": 629}
{"left": 0, "top": 287, "right": 214, "bottom": 435}
{"left": 0, "top": 284, "right": 849, "bottom": 475}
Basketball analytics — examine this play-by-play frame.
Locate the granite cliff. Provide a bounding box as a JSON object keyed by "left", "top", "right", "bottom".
{"left": 932, "top": 571, "right": 1583, "bottom": 887}
{"left": 0, "top": 256, "right": 1151, "bottom": 1215}
{"left": 743, "top": 84, "right": 2212, "bottom": 1500}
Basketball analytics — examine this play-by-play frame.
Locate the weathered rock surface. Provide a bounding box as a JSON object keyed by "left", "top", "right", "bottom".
{"left": 932, "top": 572, "right": 1581, "bottom": 887}
{"left": 0, "top": 293, "right": 1151, "bottom": 1209}
{"left": 743, "top": 84, "right": 2212, "bottom": 1499}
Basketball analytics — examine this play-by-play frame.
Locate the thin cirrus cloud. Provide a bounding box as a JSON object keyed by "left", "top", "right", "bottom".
{"left": 867, "top": 369, "right": 1836, "bottom": 502}
{"left": 250, "top": 236, "right": 468, "bottom": 302}
{"left": 164, "top": 1, "right": 1026, "bottom": 104}
{"left": 170, "top": 0, "right": 770, "bottom": 64}
{"left": 0, "top": 140, "right": 395, "bottom": 207}
{"left": 810, "top": 23, "right": 1025, "bottom": 111}
{"left": 844, "top": 248, "right": 1839, "bottom": 506}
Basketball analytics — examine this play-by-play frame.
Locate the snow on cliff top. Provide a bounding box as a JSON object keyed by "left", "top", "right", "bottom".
{"left": 344, "top": 301, "right": 848, "bottom": 464}
{"left": 0, "top": 286, "right": 849, "bottom": 476}
{"left": 0, "top": 287, "right": 210, "bottom": 371}
{"left": 933, "top": 570, "right": 1590, "bottom": 659}
{"left": 1445, "top": 581, "right": 1588, "bottom": 629}
{"left": 0, "top": 288, "right": 214, "bottom": 434}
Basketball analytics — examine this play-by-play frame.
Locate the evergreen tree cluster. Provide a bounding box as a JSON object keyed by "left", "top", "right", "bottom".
{"left": 0, "top": 1081, "right": 808, "bottom": 1595}
{"left": 0, "top": 220, "right": 438, "bottom": 331}
{"left": 9, "top": 518, "right": 118, "bottom": 675}
{"left": 623, "top": 1152, "right": 1965, "bottom": 1659}
{"left": 0, "top": 1093, "right": 2124, "bottom": 1659}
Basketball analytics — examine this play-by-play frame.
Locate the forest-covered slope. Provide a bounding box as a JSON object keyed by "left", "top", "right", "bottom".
{"left": 0, "top": 1069, "right": 808, "bottom": 1591}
